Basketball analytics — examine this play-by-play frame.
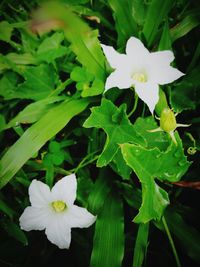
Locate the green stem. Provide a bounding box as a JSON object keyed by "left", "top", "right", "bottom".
{"left": 162, "top": 216, "right": 182, "bottom": 267}
{"left": 128, "top": 93, "right": 138, "bottom": 118}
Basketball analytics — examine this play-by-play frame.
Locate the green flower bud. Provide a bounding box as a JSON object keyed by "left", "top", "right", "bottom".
{"left": 160, "top": 108, "right": 177, "bottom": 133}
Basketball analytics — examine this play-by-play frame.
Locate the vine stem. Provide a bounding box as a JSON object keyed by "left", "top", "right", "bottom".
{"left": 162, "top": 216, "right": 182, "bottom": 267}
{"left": 128, "top": 93, "right": 138, "bottom": 118}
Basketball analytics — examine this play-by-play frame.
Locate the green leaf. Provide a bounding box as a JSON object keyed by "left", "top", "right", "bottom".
{"left": 134, "top": 116, "right": 170, "bottom": 151}
{"left": 108, "top": 0, "right": 138, "bottom": 46}
{"left": 88, "top": 169, "right": 111, "bottom": 214}
{"left": 49, "top": 141, "right": 61, "bottom": 153}
{"left": 37, "top": 32, "right": 68, "bottom": 63}
{"left": 16, "top": 64, "right": 58, "bottom": 100}
{"left": 6, "top": 53, "right": 38, "bottom": 65}
{"left": 121, "top": 134, "right": 191, "bottom": 223}
{"left": 0, "top": 71, "right": 18, "bottom": 100}
{"left": 170, "top": 66, "right": 200, "bottom": 112}
{"left": 0, "top": 98, "right": 90, "bottom": 189}
{"left": 90, "top": 191, "right": 124, "bottom": 267}
{"left": 0, "top": 21, "right": 13, "bottom": 43}
{"left": 1, "top": 220, "right": 28, "bottom": 245}
{"left": 0, "top": 198, "right": 16, "bottom": 218}
{"left": 165, "top": 209, "right": 200, "bottom": 263}
{"left": 37, "top": 2, "right": 105, "bottom": 80}
{"left": 71, "top": 66, "right": 94, "bottom": 82}
{"left": 0, "top": 114, "right": 6, "bottom": 133}
{"left": 5, "top": 96, "right": 65, "bottom": 129}
{"left": 133, "top": 223, "right": 149, "bottom": 267}
{"left": 83, "top": 99, "right": 145, "bottom": 167}
{"left": 143, "top": 0, "right": 173, "bottom": 46}
{"left": 71, "top": 66, "right": 104, "bottom": 97}
{"left": 158, "top": 20, "right": 172, "bottom": 50}
{"left": 122, "top": 133, "right": 190, "bottom": 183}
{"left": 170, "top": 13, "right": 200, "bottom": 43}
{"left": 110, "top": 149, "right": 132, "bottom": 180}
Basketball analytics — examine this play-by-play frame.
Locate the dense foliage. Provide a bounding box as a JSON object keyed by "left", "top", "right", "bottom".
{"left": 0, "top": 0, "right": 200, "bottom": 266}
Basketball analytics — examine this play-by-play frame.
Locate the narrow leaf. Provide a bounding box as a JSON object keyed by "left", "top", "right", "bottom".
{"left": 133, "top": 223, "right": 149, "bottom": 267}
{"left": 143, "top": 0, "right": 173, "bottom": 46}
{"left": 0, "top": 98, "right": 90, "bottom": 188}
{"left": 90, "top": 192, "right": 124, "bottom": 267}
{"left": 108, "top": 0, "right": 138, "bottom": 47}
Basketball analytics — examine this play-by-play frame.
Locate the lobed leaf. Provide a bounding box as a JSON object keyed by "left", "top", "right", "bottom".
{"left": 83, "top": 98, "right": 145, "bottom": 167}
{"left": 121, "top": 134, "right": 191, "bottom": 223}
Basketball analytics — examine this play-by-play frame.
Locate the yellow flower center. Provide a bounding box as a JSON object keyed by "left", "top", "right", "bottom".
{"left": 132, "top": 73, "right": 147, "bottom": 83}
{"left": 52, "top": 200, "right": 67, "bottom": 212}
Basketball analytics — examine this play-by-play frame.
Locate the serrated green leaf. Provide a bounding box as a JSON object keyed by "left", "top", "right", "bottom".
{"left": 0, "top": 98, "right": 90, "bottom": 189}
{"left": 90, "top": 191, "right": 124, "bottom": 267}
{"left": 83, "top": 99, "right": 145, "bottom": 167}
{"left": 143, "top": 0, "right": 173, "bottom": 46}
{"left": 108, "top": 0, "right": 138, "bottom": 46}
{"left": 37, "top": 32, "right": 68, "bottom": 63}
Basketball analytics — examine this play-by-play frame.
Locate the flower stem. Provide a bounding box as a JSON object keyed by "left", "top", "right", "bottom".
{"left": 162, "top": 216, "right": 182, "bottom": 267}
{"left": 128, "top": 93, "right": 138, "bottom": 118}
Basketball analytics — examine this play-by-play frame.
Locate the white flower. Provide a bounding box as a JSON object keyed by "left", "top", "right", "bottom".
{"left": 101, "top": 37, "right": 184, "bottom": 113}
{"left": 19, "top": 174, "right": 96, "bottom": 249}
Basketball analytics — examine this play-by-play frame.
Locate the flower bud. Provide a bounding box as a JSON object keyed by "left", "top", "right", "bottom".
{"left": 160, "top": 108, "right": 177, "bottom": 133}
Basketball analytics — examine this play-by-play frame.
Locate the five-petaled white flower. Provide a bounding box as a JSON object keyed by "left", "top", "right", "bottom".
{"left": 101, "top": 37, "right": 184, "bottom": 113}
{"left": 19, "top": 174, "right": 96, "bottom": 249}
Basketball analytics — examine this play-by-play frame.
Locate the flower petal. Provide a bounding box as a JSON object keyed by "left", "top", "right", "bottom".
{"left": 135, "top": 82, "right": 159, "bottom": 114}
{"left": 19, "top": 206, "right": 51, "bottom": 231}
{"left": 29, "top": 180, "right": 51, "bottom": 208}
{"left": 65, "top": 205, "right": 96, "bottom": 228}
{"left": 126, "top": 37, "right": 149, "bottom": 59}
{"left": 105, "top": 69, "right": 133, "bottom": 91}
{"left": 148, "top": 65, "right": 184, "bottom": 85}
{"left": 101, "top": 44, "right": 126, "bottom": 69}
{"left": 51, "top": 174, "right": 77, "bottom": 207}
{"left": 150, "top": 50, "right": 175, "bottom": 66}
{"left": 45, "top": 219, "right": 71, "bottom": 249}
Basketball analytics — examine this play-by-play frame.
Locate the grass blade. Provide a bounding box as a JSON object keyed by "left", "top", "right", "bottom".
{"left": 0, "top": 98, "right": 90, "bottom": 188}
{"left": 90, "top": 191, "right": 124, "bottom": 267}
